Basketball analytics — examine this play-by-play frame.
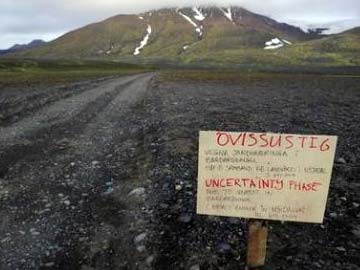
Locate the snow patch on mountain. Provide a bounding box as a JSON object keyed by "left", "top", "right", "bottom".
{"left": 264, "top": 38, "right": 292, "bottom": 50}
{"left": 178, "top": 10, "right": 197, "bottom": 28}
{"left": 282, "top": 39, "right": 292, "bottom": 45}
{"left": 221, "top": 8, "right": 233, "bottom": 22}
{"left": 265, "top": 38, "right": 281, "bottom": 46}
{"left": 196, "top": 25, "right": 204, "bottom": 38}
{"left": 134, "top": 25, "right": 152, "bottom": 55}
{"left": 106, "top": 44, "right": 114, "bottom": 55}
{"left": 138, "top": 16, "right": 144, "bottom": 20}
{"left": 264, "top": 44, "right": 283, "bottom": 50}
{"left": 192, "top": 7, "right": 206, "bottom": 21}
{"left": 177, "top": 9, "right": 203, "bottom": 38}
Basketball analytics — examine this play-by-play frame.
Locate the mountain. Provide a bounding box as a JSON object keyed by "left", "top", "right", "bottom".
{"left": 4, "top": 7, "right": 360, "bottom": 68}
{"left": 0, "top": 39, "right": 46, "bottom": 55}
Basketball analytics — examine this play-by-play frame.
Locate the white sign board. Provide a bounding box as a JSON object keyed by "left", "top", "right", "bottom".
{"left": 197, "top": 131, "right": 337, "bottom": 223}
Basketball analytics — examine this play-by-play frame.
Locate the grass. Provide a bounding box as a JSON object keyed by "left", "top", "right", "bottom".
{"left": 0, "top": 59, "right": 153, "bottom": 86}
{"left": 158, "top": 69, "right": 360, "bottom": 83}
{"left": 158, "top": 69, "right": 301, "bottom": 83}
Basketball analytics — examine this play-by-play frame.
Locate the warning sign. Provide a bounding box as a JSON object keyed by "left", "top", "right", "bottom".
{"left": 196, "top": 131, "right": 337, "bottom": 223}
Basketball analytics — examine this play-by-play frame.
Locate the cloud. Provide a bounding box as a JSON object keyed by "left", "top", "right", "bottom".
{"left": 0, "top": 0, "right": 359, "bottom": 49}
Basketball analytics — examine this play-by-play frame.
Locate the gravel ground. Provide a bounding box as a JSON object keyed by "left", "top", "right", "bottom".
{"left": 0, "top": 73, "right": 359, "bottom": 270}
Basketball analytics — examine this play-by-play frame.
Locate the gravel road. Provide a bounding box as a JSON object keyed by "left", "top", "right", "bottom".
{"left": 0, "top": 73, "right": 359, "bottom": 270}
{"left": 0, "top": 73, "right": 155, "bottom": 269}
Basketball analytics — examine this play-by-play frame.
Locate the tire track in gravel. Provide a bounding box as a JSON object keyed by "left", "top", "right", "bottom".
{"left": 0, "top": 77, "right": 117, "bottom": 127}
{"left": 0, "top": 73, "right": 151, "bottom": 178}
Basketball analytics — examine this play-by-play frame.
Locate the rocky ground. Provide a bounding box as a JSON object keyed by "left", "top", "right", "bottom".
{"left": 0, "top": 72, "right": 359, "bottom": 270}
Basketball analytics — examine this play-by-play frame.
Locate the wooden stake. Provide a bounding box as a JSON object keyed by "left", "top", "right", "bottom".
{"left": 246, "top": 220, "right": 269, "bottom": 270}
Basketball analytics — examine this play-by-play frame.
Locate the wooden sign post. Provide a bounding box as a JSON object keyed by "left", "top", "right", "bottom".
{"left": 247, "top": 220, "right": 268, "bottom": 269}
{"left": 196, "top": 131, "right": 338, "bottom": 268}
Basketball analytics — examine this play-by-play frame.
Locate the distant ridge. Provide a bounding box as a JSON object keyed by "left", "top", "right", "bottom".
{"left": 0, "top": 39, "right": 46, "bottom": 55}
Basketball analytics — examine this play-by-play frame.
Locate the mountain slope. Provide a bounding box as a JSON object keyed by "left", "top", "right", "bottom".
{"left": 5, "top": 7, "right": 360, "bottom": 68}
{"left": 9, "top": 7, "right": 312, "bottom": 58}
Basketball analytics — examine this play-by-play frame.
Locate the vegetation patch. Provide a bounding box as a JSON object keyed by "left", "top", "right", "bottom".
{"left": 0, "top": 59, "right": 153, "bottom": 86}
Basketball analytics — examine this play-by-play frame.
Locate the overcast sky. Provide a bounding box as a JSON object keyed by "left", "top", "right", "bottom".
{"left": 1, "top": 0, "right": 359, "bottom": 49}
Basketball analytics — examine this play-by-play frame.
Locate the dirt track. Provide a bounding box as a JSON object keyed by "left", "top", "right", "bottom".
{"left": 0, "top": 73, "right": 360, "bottom": 270}
{"left": 0, "top": 73, "right": 155, "bottom": 269}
